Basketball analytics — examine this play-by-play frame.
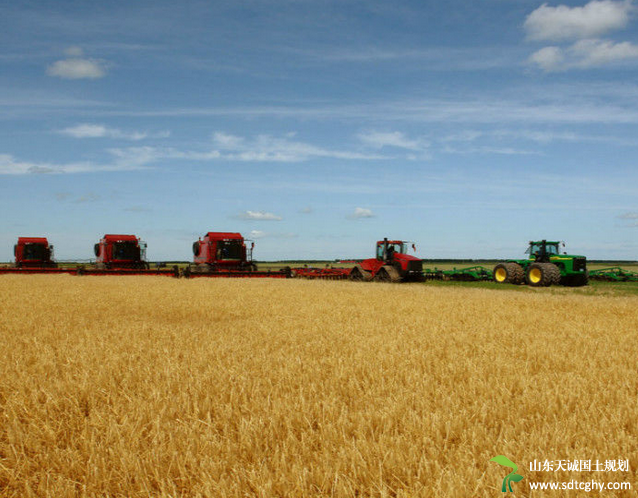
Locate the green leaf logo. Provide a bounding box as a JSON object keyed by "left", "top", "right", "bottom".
{"left": 490, "top": 455, "right": 524, "bottom": 493}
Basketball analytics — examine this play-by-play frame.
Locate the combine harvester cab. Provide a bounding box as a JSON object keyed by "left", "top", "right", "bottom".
{"left": 184, "top": 232, "right": 289, "bottom": 278}
{"left": 349, "top": 238, "right": 424, "bottom": 283}
{"left": 0, "top": 237, "right": 76, "bottom": 275}
{"left": 493, "top": 240, "right": 588, "bottom": 287}
{"left": 80, "top": 234, "right": 178, "bottom": 277}
{"left": 94, "top": 234, "right": 149, "bottom": 270}
{"left": 191, "top": 232, "right": 256, "bottom": 273}
{"left": 14, "top": 237, "right": 56, "bottom": 268}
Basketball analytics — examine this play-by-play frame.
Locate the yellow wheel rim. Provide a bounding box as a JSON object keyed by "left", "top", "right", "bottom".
{"left": 495, "top": 268, "right": 507, "bottom": 282}
{"left": 529, "top": 268, "right": 542, "bottom": 284}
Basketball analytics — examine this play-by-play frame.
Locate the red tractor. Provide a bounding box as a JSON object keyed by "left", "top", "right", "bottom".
{"left": 191, "top": 232, "right": 257, "bottom": 273}
{"left": 94, "top": 234, "right": 149, "bottom": 269}
{"left": 349, "top": 238, "right": 424, "bottom": 282}
{"left": 14, "top": 237, "right": 56, "bottom": 268}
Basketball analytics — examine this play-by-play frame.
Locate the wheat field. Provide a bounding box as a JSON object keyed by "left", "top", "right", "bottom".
{"left": 0, "top": 275, "right": 636, "bottom": 497}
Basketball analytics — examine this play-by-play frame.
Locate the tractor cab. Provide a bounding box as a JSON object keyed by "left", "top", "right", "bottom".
{"left": 376, "top": 240, "right": 410, "bottom": 261}
{"left": 526, "top": 240, "right": 563, "bottom": 262}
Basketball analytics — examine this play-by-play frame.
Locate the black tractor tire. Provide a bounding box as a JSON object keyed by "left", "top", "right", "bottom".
{"left": 349, "top": 264, "right": 372, "bottom": 282}
{"left": 547, "top": 264, "right": 561, "bottom": 285}
{"left": 526, "top": 262, "right": 557, "bottom": 287}
{"left": 374, "top": 265, "right": 401, "bottom": 283}
{"left": 493, "top": 262, "right": 525, "bottom": 284}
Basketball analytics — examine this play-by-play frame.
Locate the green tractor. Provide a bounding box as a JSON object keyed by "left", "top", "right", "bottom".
{"left": 493, "top": 240, "right": 588, "bottom": 287}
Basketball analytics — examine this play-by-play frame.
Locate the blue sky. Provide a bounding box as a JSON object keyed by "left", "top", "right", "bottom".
{"left": 2, "top": 0, "right": 638, "bottom": 261}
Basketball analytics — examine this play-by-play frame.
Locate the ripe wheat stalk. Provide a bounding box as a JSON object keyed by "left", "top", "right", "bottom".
{"left": 0, "top": 276, "right": 636, "bottom": 497}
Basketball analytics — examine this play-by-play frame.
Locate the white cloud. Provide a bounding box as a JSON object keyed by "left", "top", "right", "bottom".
{"left": 104, "top": 93, "right": 638, "bottom": 125}
{"left": 0, "top": 147, "right": 156, "bottom": 175}
{"left": 529, "top": 46, "right": 565, "bottom": 71}
{"left": 570, "top": 38, "right": 638, "bottom": 66}
{"left": 248, "top": 230, "right": 296, "bottom": 239}
{"left": 212, "top": 132, "right": 245, "bottom": 148}
{"left": 237, "top": 210, "right": 283, "bottom": 221}
{"left": 211, "top": 132, "right": 385, "bottom": 162}
{"left": 59, "top": 123, "right": 169, "bottom": 140}
{"left": 530, "top": 38, "right": 638, "bottom": 70}
{"left": 357, "top": 130, "right": 427, "bottom": 150}
{"left": 348, "top": 207, "right": 375, "bottom": 219}
{"left": 524, "top": 0, "right": 633, "bottom": 42}
{"left": 47, "top": 58, "right": 107, "bottom": 79}
{"left": 440, "top": 130, "right": 484, "bottom": 143}
{"left": 442, "top": 145, "right": 539, "bottom": 155}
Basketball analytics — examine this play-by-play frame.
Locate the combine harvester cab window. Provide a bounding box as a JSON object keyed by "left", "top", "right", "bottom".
{"left": 23, "top": 243, "right": 48, "bottom": 260}
{"left": 217, "top": 240, "right": 243, "bottom": 260}
{"left": 114, "top": 241, "right": 140, "bottom": 260}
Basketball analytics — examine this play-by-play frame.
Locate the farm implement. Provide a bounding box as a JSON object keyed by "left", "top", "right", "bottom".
{"left": 424, "top": 265, "right": 493, "bottom": 281}
{"left": 588, "top": 267, "right": 638, "bottom": 282}
{"left": 291, "top": 267, "right": 350, "bottom": 280}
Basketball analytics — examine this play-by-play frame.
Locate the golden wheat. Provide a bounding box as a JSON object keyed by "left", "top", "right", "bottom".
{"left": 0, "top": 276, "right": 636, "bottom": 497}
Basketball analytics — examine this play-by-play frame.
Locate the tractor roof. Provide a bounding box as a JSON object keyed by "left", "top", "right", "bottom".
{"left": 102, "top": 234, "right": 139, "bottom": 242}
{"left": 376, "top": 240, "right": 405, "bottom": 245}
{"left": 529, "top": 240, "right": 560, "bottom": 245}
{"left": 204, "top": 232, "right": 244, "bottom": 240}
{"left": 17, "top": 237, "right": 49, "bottom": 245}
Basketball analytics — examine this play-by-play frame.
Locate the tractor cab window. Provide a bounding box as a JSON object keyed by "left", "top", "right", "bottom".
{"left": 376, "top": 242, "right": 406, "bottom": 259}
{"left": 217, "top": 240, "right": 243, "bottom": 260}
{"left": 527, "top": 243, "right": 559, "bottom": 257}
{"left": 113, "top": 241, "right": 139, "bottom": 260}
{"left": 23, "top": 243, "right": 48, "bottom": 260}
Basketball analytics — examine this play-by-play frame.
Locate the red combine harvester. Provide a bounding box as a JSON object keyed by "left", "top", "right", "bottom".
{"left": 14, "top": 237, "right": 56, "bottom": 267}
{"left": 348, "top": 238, "right": 424, "bottom": 282}
{"left": 94, "top": 234, "right": 148, "bottom": 270}
{"left": 0, "top": 237, "right": 76, "bottom": 275}
{"left": 78, "top": 234, "right": 178, "bottom": 276}
{"left": 183, "top": 232, "right": 290, "bottom": 278}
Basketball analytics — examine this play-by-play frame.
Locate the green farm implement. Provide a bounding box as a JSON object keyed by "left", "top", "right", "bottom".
{"left": 589, "top": 267, "right": 638, "bottom": 282}
{"left": 493, "top": 240, "right": 588, "bottom": 287}
{"left": 424, "top": 265, "right": 493, "bottom": 281}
